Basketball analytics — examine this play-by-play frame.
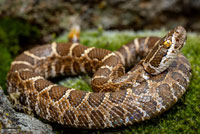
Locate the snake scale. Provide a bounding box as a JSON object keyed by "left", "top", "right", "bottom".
{"left": 7, "top": 26, "right": 191, "bottom": 129}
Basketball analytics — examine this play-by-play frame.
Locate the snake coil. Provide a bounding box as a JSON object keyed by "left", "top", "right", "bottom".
{"left": 7, "top": 26, "right": 191, "bottom": 129}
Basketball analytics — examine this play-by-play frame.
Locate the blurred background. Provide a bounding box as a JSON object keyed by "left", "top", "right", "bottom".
{"left": 1, "top": 0, "right": 200, "bottom": 43}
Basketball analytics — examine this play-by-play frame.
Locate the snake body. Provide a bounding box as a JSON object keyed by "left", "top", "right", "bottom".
{"left": 7, "top": 26, "right": 191, "bottom": 129}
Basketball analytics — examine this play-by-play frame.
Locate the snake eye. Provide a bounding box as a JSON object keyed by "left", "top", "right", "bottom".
{"left": 163, "top": 40, "right": 172, "bottom": 48}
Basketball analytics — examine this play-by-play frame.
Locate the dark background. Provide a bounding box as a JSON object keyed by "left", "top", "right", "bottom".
{"left": 1, "top": 0, "right": 200, "bottom": 43}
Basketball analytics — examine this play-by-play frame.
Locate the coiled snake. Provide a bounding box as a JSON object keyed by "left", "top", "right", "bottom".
{"left": 7, "top": 26, "right": 191, "bottom": 129}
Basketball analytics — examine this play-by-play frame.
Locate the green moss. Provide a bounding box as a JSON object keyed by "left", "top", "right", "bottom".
{"left": 0, "top": 17, "right": 40, "bottom": 90}
{"left": 0, "top": 46, "right": 12, "bottom": 90}
{"left": 59, "top": 76, "right": 92, "bottom": 92}
{"left": 0, "top": 17, "right": 40, "bottom": 55}
{"left": 55, "top": 30, "right": 200, "bottom": 134}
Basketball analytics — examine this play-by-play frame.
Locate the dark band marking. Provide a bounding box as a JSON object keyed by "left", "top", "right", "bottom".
{"left": 178, "top": 63, "right": 190, "bottom": 77}
{"left": 109, "top": 90, "right": 127, "bottom": 104}
{"left": 171, "top": 72, "right": 187, "bottom": 88}
{"left": 72, "top": 45, "right": 88, "bottom": 57}
{"left": 103, "top": 55, "right": 119, "bottom": 67}
{"left": 109, "top": 106, "right": 125, "bottom": 126}
{"left": 156, "top": 83, "right": 173, "bottom": 107}
{"left": 150, "top": 47, "right": 166, "bottom": 67}
{"left": 170, "top": 61, "right": 177, "bottom": 68}
{"left": 48, "top": 86, "right": 68, "bottom": 102}
{"left": 35, "top": 79, "right": 53, "bottom": 92}
{"left": 84, "top": 62, "right": 93, "bottom": 74}
{"left": 68, "top": 90, "right": 87, "bottom": 107}
{"left": 56, "top": 43, "right": 72, "bottom": 56}
{"left": 63, "top": 58, "right": 73, "bottom": 75}
{"left": 19, "top": 93, "right": 28, "bottom": 106}
{"left": 180, "top": 57, "right": 190, "bottom": 67}
{"left": 10, "top": 64, "right": 33, "bottom": 72}
{"left": 19, "top": 71, "right": 39, "bottom": 80}
{"left": 145, "top": 41, "right": 160, "bottom": 63}
{"left": 145, "top": 37, "right": 160, "bottom": 49}
{"left": 88, "top": 48, "right": 110, "bottom": 60}
{"left": 90, "top": 110, "right": 105, "bottom": 128}
{"left": 172, "top": 83, "right": 183, "bottom": 99}
{"left": 15, "top": 53, "right": 35, "bottom": 65}
{"left": 124, "top": 104, "right": 138, "bottom": 117}
{"left": 92, "top": 77, "right": 109, "bottom": 86}
{"left": 88, "top": 92, "right": 105, "bottom": 107}
{"left": 73, "top": 60, "right": 81, "bottom": 74}
{"left": 54, "top": 60, "right": 62, "bottom": 75}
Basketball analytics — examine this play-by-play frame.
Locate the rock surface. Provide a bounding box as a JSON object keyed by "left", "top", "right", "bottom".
{"left": 0, "top": 87, "right": 54, "bottom": 134}
{"left": 0, "top": 0, "right": 199, "bottom": 42}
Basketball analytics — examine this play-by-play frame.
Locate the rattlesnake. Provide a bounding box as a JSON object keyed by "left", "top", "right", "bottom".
{"left": 7, "top": 26, "right": 191, "bottom": 129}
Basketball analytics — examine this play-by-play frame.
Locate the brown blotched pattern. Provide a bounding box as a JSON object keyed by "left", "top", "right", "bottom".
{"left": 48, "top": 86, "right": 68, "bottom": 102}
{"left": 88, "top": 92, "right": 105, "bottom": 107}
{"left": 7, "top": 33, "right": 191, "bottom": 129}
{"left": 68, "top": 90, "right": 87, "bottom": 107}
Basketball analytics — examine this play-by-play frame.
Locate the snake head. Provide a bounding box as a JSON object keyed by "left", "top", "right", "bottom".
{"left": 163, "top": 26, "right": 187, "bottom": 50}
{"left": 143, "top": 26, "right": 187, "bottom": 75}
